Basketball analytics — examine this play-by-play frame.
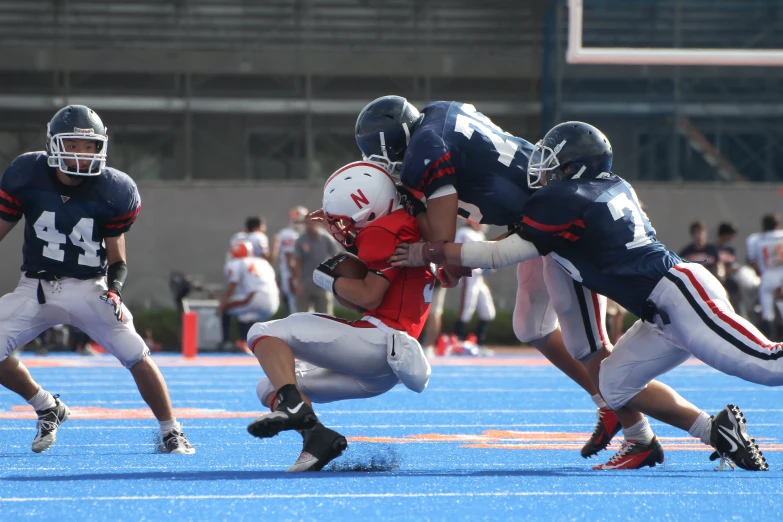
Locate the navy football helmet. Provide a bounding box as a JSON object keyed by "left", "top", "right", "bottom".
{"left": 528, "top": 121, "right": 612, "bottom": 189}
{"left": 355, "top": 95, "right": 422, "bottom": 171}
{"left": 46, "top": 105, "right": 108, "bottom": 176}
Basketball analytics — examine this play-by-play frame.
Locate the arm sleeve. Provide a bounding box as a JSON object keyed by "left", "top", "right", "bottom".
{"left": 518, "top": 193, "right": 585, "bottom": 256}
{"left": 356, "top": 226, "right": 401, "bottom": 282}
{"left": 400, "top": 134, "right": 457, "bottom": 199}
{"left": 101, "top": 181, "right": 141, "bottom": 237}
{"left": 0, "top": 159, "right": 25, "bottom": 222}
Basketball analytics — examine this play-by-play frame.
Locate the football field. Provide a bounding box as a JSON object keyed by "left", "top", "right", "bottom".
{"left": 1, "top": 352, "right": 782, "bottom": 521}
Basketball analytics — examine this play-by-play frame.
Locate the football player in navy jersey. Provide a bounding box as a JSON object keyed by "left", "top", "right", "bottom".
{"left": 0, "top": 105, "right": 194, "bottom": 454}
{"left": 391, "top": 121, "right": 771, "bottom": 471}
{"left": 356, "top": 96, "right": 624, "bottom": 460}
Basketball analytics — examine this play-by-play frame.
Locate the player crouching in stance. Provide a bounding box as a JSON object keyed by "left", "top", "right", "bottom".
{"left": 0, "top": 105, "right": 194, "bottom": 454}
{"left": 246, "top": 161, "right": 434, "bottom": 471}
{"left": 391, "top": 122, "right": 769, "bottom": 471}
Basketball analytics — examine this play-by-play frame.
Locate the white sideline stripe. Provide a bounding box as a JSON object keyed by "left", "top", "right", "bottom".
{"left": 3, "top": 491, "right": 783, "bottom": 503}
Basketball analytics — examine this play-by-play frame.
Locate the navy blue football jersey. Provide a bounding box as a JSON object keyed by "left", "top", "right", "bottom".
{"left": 519, "top": 173, "right": 681, "bottom": 317}
{"left": 400, "top": 101, "right": 535, "bottom": 226}
{"left": 0, "top": 152, "right": 141, "bottom": 279}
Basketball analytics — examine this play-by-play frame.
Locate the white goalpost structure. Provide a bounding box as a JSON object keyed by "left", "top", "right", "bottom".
{"left": 566, "top": 0, "right": 783, "bottom": 66}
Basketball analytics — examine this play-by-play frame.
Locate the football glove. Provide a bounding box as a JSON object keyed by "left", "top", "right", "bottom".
{"left": 100, "top": 289, "right": 125, "bottom": 322}
{"left": 313, "top": 254, "right": 349, "bottom": 294}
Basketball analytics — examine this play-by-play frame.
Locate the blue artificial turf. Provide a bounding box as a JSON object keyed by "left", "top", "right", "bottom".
{"left": 1, "top": 354, "right": 782, "bottom": 521}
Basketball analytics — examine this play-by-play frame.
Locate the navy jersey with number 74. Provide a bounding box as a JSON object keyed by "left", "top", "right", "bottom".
{"left": 518, "top": 173, "right": 682, "bottom": 317}
{"left": 399, "top": 101, "right": 535, "bottom": 226}
{"left": 0, "top": 152, "right": 141, "bottom": 279}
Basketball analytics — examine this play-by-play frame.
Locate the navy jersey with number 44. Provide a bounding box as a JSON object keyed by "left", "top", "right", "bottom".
{"left": 0, "top": 152, "right": 141, "bottom": 279}
{"left": 519, "top": 173, "right": 681, "bottom": 317}
{"left": 400, "top": 101, "right": 535, "bottom": 226}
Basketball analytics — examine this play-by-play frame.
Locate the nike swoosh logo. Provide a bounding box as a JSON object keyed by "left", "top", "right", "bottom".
{"left": 287, "top": 402, "right": 305, "bottom": 414}
{"left": 718, "top": 425, "right": 740, "bottom": 454}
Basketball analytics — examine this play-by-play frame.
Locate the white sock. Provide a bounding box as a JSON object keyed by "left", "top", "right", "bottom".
{"left": 27, "top": 388, "right": 56, "bottom": 412}
{"left": 591, "top": 393, "right": 608, "bottom": 409}
{"left": 688, "top": 411, "right": 712, "bottom": 446}
{"left": 159, "top": 418, "right": 181, "bottom": 436}
{"left": 622, "top": 417, "right": 654, "bottom": 445}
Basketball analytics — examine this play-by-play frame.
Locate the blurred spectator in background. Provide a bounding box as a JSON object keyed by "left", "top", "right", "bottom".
{"left": 292, "top": 219, "right": 340, "bottom": 314}
{"left": 230, "top": 216, "right": 270, "bottom": 260}
{"left": 750, "top": 213, "right": 783, "bottom": 337}
{"left": 271, "top": 206, "right": 308, "bottom": 315}
{"left": 679, "top": 220, "right": 720, "bottom": 276}
{"left": 217, "top": 240, "right": 280, "bottom": 352}
{"left": 421, "top": 279, "right": 446, "bottom": 356}
{"left": 716, "top": 222, "right": 741, "bottom": 309}
{"left": 453, "top": 220, "right": 496, "bottom": 347}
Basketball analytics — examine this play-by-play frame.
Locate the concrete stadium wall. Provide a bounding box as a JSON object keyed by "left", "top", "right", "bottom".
{"left": 0, "top": 181, "right": 778, "bottom": 310}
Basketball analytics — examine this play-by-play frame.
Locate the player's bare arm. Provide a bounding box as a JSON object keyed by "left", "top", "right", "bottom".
{"left": 0, "top": 218, "right": 18, "bottom": 243}
{"left": 333, "top": 271, "right": 391, "bottom": 311}
{"left": 216, "top": 282, "right": 238, "bottom": 313}
{"left": 416, "top": 192, "right": 458, "bottom": 243}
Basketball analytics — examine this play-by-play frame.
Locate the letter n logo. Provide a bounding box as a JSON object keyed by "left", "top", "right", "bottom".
{"left": 351, "top": 189, "right": 370, "bottom": 209}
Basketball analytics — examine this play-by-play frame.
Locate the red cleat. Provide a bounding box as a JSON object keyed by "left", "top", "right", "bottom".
{"left": 581, "top": 407, "right": 622, "bottom": 458}
{"left": 593, "top": 436, "right": 664, "bottom": 470}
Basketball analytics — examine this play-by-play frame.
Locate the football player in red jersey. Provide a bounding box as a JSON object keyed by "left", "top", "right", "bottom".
{"left": 245, "top": 161, "right": 435, "bottom": 472}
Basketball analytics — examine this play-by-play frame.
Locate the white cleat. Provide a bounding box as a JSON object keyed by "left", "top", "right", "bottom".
{"left": 32, "top": 395, "right": 70, "bottom": 453}
{"left": 161, "top": 429, "right": 196, "bottom": 454}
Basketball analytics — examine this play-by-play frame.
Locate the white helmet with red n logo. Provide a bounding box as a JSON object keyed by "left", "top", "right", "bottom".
{"left": 322, "top": 161, "right": 398, "bottom": 246}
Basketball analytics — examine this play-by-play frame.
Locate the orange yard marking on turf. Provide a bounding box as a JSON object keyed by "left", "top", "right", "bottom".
{"left": 346, "top": 430, "right": 781, "bottom": 451}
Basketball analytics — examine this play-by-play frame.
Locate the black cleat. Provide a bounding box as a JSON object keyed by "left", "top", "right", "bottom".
{"left": 287, "top": 424, "right": 348, "bottom": 472}
{"left": 709, "top": 404, "right": 768, "bottom": 471}
{"left": 582, "top": 407, "right": 622, "bottom": 458}
{"left": 32, "top": 394, "right": 70, "bottom": 453}
{"left": 247, "top": 384, "right": 317, "bottom": 439}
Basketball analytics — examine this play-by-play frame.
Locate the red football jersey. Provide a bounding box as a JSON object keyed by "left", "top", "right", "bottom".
{"left": 355, "top": 209, "right": 434, "bottom": 338}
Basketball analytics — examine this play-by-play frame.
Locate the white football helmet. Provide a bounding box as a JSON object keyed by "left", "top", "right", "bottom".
{"left": 322, "top": 161, "right": 398, "bottom": 247}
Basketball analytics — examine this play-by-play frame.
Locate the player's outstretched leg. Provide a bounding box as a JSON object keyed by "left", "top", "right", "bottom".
{"left": 287, "top": 423, "right": 348, "bottom": 472}
{"left": 129, "top": 357, "right": 195, "bottom": 454}
{"left": 709, "top": 404, "right": 767, "bottom": 471}
{"left": 0, "top": 355, "right": 70, "bottom": 453}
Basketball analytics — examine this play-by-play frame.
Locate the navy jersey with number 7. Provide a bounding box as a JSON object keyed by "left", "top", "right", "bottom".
{"left": 518, "top": 173, "right": 681, "bottom": 317}
{"left": 399, "top": 101, "right": 535, "bottom": 226}
{"left": 0, "top": 152, "right": 141, "bottom": 279}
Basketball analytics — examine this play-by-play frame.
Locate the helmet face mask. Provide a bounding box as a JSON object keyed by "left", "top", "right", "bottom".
{"left": 45, "top": 105, "right": 108, "bottom": 177}
{"left": 528, "top": 139, "right": 566, "bottom": 189}
{"left": 47, "top": 133, "right": 108, "bottom": 176}
{"left": 324, "top": 213, "right": 358, "bottom": 248}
